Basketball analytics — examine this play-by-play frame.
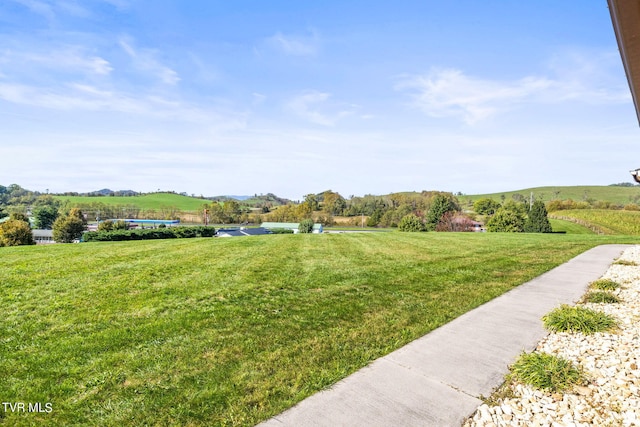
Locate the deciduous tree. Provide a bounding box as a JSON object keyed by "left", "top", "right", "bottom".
{"left": 0, "top": 219, "right": 35, "bottom": 246}
{"left": 52, "top": 208, "right": 87, "bottom": 243}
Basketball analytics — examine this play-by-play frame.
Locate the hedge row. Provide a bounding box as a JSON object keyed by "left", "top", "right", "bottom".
{"left": 83, "top": 226, "right": 216, "bottom": 242}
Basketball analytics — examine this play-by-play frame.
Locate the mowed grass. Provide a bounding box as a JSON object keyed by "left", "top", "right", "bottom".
{"left": 549, "top": 209, "right": 640, "bottom": 235}
{"left": 1, "top": 233, "right": 638, "bottom": 426}
{"left": 548, "top": 218, "right": 595, "bottom": 234}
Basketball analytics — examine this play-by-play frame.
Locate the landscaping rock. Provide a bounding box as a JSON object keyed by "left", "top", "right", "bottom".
{"left": 463, "top": 245, "right": 640, "bottom": 427}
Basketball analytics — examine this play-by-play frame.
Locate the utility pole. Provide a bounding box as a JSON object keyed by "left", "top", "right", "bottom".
{"left": 530, "top": 192, "right": 533, "bottom": 210}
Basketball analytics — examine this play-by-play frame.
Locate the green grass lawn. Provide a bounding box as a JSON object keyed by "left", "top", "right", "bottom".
{"left": 548, "top": 218, "right": 595, "bottom": 234}
{"left": 1, "top": 232, "right": 638, "bottom": 426}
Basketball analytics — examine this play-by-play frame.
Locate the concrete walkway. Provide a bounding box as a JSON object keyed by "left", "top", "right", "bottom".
{"left": 257, "top": 244, "right": 632, "bottom": 427}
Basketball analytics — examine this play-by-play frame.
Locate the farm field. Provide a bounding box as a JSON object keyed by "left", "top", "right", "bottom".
{"left": 2, "top": 232, "right": 639, "bottom": 426}
{"left": 53, "top": 192, "right": 208, "bottom": 211}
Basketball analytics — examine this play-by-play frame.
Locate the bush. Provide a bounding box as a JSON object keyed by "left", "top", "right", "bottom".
{"left": 486, "top": 208, "right": 524, "bottom": 232}
{"left": 398, "top": 214, "right": 426, "bottom": 232}
{"left": 298, "top": 218, "right": 314, "bottom": 233}
{"left": 435, "top": 211, "right": 475, "bottom": 232}
{"left": 83, "top": 226, "right": 216, "bottom": 242}
{"left": 269, "top": 228, "right": 294, "bottom": 234}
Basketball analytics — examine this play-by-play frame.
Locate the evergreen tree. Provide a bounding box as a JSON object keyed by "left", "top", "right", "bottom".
{"left": 33, "top": 206, "right": 59, "bottom": 229}
{"left": 524, "top": 200, "right": 552, "bottom": 233}
{"left": 425, "top": 194, "right": 458, "bottom": 231}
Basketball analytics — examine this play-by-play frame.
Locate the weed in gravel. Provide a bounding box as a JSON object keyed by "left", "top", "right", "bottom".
{"left": 613, "top": 259, "right": 638, "bottom": 266}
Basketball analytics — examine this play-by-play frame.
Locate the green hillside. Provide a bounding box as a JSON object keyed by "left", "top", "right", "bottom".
{"left": 460, "top": 185, "right": 640, "bottom": 206}
{"left": 54, "top": 192, "right": 208, "bottom": 211}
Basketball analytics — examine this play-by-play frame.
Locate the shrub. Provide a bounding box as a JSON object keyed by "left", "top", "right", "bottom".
{"left": 298, "top": 218, "right": 314, "bottom": 233}
{"left": 486, "top": 208, "right": 524, "bottom": 232}
{"left": 435, "top": 211, "right": 475, "bottom": 232}
{"left": 509, "top": 352, "right": 584, "bottom": 393}
{"left": 269, "top": 228, "right": 294, "bottom": 234}
{"left": 542, "top": 305, "right": 617, "bottom": 334}
{"left": 398, "top": 214, "right": 426, "bottom": 232}
{"left": 82, "top": 226, "right": 216, "bottom": 242}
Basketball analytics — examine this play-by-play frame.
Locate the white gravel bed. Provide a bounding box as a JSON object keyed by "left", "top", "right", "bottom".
{"left": 464, "top": 245, "right": 640, "bottom": 427}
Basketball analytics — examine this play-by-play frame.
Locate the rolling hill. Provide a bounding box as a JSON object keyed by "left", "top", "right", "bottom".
{"left": 459, "top": 185, "right": 640, "bottom": 206}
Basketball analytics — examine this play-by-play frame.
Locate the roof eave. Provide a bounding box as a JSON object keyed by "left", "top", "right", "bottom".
{"left": 608, "top": 0, "right": 640, "bottom": 126}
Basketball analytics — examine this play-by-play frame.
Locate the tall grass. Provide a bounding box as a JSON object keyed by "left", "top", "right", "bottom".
{"left": 0, "top": 233, "right": 636, "bottom": 426}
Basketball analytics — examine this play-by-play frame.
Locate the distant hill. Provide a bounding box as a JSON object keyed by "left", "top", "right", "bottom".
{"left": 208, "top": 195, "right": 252, "bottom": 201}
{"left": 54, "top": 192, "right": 208, "bottom": 211}
{"left": 88, "top": 189, "right": 139, "bottom": 197}
{"left": 460, "top": 185, "right": 640, "bottom": 207}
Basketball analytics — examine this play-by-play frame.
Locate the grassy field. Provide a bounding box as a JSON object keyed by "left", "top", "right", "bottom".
{"left": 549, "top": 209, "right": 640, "bottom": 235}
{"left": 2, "top": 232, "right": 638, "bottom": 426}
{"left": 460, "top": 185, "right": 640, "bottom": 206}
{"left": 54, "top": 193, "right": 208, "bottom": 211}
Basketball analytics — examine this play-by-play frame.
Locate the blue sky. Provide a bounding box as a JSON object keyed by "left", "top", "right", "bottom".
{"left": 1, "top": 1, "right": 638, "bottom": 200}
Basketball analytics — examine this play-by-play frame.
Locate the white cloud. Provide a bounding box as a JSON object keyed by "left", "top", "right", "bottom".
{"left": 119, "top": 37, "right": 180, "bottom": 85}
{"left": 397, "top": 68, "right": 553, "bottom": 124}
{"left": 9, "top": 0, "right": 55, "bottom": 22}
{"left": 0, "top": 81, "right": 247, "bottom": 130}
{"left": 0, "top": 49, "right": 113, "bottom": 76}
{"left": 266, "top": 31, "right": 319, "bottom": 56}
{"left": 286, "top": 90, "right": 356, "bottom": 126}
{"left": 397, "top": 53, "right": 631, "bottom": 125}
